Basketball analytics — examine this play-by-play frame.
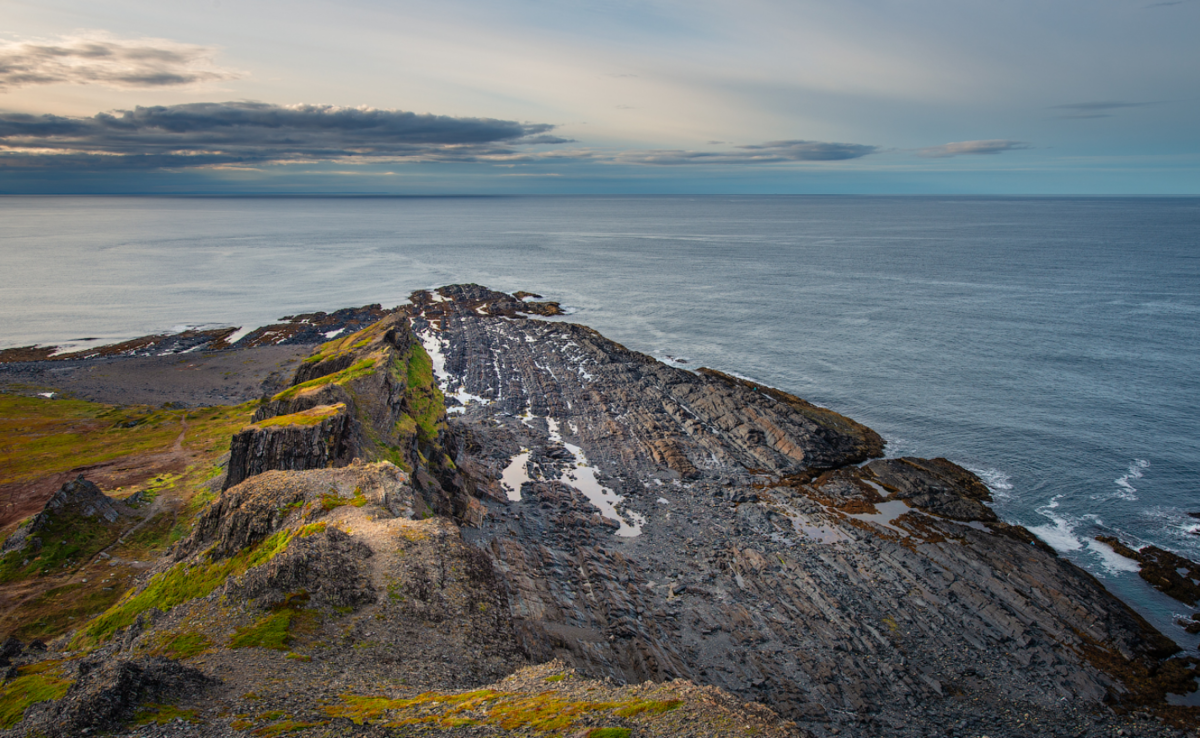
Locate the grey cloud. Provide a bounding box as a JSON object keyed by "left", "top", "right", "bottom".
{"left": 1051, "top": 101, "right": 1157, "bottom": 119}
{"left": 618, "top": 139, "right": 876, "bottom": 165}
{"left": 0, "top": 102, "right": 565, "bottom": 170}
{"left": 0, "top": 34, "right": 240, "bottom": 90}
{"left": 916, "top": 140, "right": 1029, "bottom": 158}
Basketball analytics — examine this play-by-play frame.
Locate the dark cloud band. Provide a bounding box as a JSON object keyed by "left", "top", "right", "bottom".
{"left": 618, "top": 140, "right": 877, "bottom": 165}
{"left": 0, "top": 102, "right": 565, "bottom": 170}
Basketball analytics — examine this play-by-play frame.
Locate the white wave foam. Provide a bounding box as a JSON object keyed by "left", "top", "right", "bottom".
{"left": 967, "top": 466, "right": 1013, "bottom": 500}
{"left": 1114, "top": 459, "right": 1149, "bottom": 501}
{"left": 1028, "top": 495, "right": 1084, "bottom": 552}
{"left": 1088, "top": 538, "right": 1142, "bottom": 575}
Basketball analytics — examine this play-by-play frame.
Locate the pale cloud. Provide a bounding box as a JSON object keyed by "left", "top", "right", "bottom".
{"left": 916, "top": 140, "right": 1029, "bottom": 158}
{"left": 0, "top": 33, "right": 241, "bottom": 91}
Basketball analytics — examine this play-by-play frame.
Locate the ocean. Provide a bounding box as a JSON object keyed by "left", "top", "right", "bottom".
{"left": 2, "top": 194, "right": 1198, "bottom": 644}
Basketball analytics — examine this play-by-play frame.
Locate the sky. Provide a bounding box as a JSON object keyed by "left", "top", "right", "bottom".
{"left": 1, "top": 0, "right": 1198, "bottom": 194}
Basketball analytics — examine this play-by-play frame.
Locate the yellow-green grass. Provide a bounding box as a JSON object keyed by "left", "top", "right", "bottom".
{"left": 325, "top": 689, "right": 681, "bottom": 733}
{"left": 252, "top": 719, "right": 328, "bottom": 736}
{"left": 0, "top": 511, "right": 115, "bottom": 583}
{"left": 271, "top": 360, "right": 376, "bottom": 402}
{"left": 4, "top": 580, "right": 128, "bottom": 642}
{"left": 69, "top": 523, "right": 326, "bottom": 651}
{"left": 300, "top": 318, "right": 394, "bottom": 367}
{"left": 319, "top": 486, "right": 367, "bottom": 511}
{"left": 250, "top": 404, "right": 346, "bottom": 430}
{"left": 0, "top": 395, "right": 254, "bottom": 489}
{"left": 0, "top": 668, "right": 73, "bottom": 728}
{"left": 230, "top": 610, "right": 294, "bottom": 650}
{"left": 132, "top": 703, "right": 201, "bottom": 726}
{"left": 155, "top": 631, "right": 213, "bottom": 659}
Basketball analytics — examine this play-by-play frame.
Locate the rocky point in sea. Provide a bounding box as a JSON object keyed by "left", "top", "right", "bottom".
{"left": 0, "top": 284, "right": 1196, "bottom": 738}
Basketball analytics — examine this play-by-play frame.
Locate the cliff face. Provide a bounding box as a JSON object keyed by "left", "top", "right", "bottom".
{"left": 220, "top": 313, "right": 479, "bottom": 523}
{"left": 7, "top": 285, "right": 1197, "bottom": 738}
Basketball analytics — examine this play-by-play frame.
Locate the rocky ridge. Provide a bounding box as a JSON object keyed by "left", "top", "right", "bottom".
{"left": 0, "top": 285, "right": 1196, "bottom": 738}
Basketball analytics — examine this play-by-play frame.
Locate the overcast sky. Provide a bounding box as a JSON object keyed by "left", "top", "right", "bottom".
{"left": 1, "top": 0, "right": 1197, "bottom": 194}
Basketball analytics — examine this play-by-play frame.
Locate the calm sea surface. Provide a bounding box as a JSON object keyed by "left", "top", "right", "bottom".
{"left": 2, "top": 195, "right": 1198, "bottom": 643}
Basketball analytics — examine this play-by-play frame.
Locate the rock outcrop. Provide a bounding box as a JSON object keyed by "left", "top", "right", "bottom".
{"left": 1, "top": 476, "right": 130, "bottom": 555}
{"left": 406, "top": 286, "right": 1198, "bottom": 732}
{"left": 6, "top": 285, "right": 1197, "bottom": 738}
{"left": 21, "top": 657, "right": 212, "bottom": 738}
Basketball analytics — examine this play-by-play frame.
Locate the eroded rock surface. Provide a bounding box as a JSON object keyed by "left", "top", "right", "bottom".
{"left": 7, "top": 285, "right": 1197, "bottom": 738}
{"left": 402, "top": 285, "right": 1197, "bottom": 733}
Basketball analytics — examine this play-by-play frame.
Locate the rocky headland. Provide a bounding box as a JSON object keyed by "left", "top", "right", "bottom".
{"left": 0, "top": 285, "right": 1197, "bottom": 738}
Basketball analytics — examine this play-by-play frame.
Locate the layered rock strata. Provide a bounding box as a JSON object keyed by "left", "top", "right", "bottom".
{"left": 9, "top": 285, "right": 1197, "bottom": 738}
{"left": 402, "top": 285, "right": 1195, "bottom": 731}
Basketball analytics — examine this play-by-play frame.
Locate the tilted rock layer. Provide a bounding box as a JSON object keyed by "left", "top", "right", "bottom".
{"left": 6, "top": 285, "right": 1197, "bottom": 738}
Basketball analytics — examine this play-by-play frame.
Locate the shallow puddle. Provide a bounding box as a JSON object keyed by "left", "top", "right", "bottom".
{"left": 847, "top": 500, "right": 913, "bottom": 536}
{"left": 500, "top": 450, "right": 532, "bottom": 502}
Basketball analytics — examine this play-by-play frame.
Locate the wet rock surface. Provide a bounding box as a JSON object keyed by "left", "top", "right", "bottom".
{"left": 0, "top": 303, "right": 392, "bottom": 363}
{"left": 404, "top": 285, "right": 1199, "bottom": 735}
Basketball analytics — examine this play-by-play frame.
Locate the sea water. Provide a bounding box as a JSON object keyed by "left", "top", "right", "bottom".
{"left": 2, "top": 195, "right": 1198, "bottom": 642}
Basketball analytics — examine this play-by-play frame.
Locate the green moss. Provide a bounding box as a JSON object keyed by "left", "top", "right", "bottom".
{"left": 230, "top": 610, "right": 293, "bottom": 650}
{"left": 319, "top": 486, "right": 367, "bottom": 511}
{"left": 0, "top": 397, "right": 254, "bottom": 490}
{"left": 588, "top": 729, "right": 632, "bottom": 738}
{"left": 132, "top": 703, "right": 201, "bottom": 726}
{"left": 8, "top": 582, "right": 126, "bottom": 642}
{"left": 0, "top": 510, "right": 114, "bottom": 583}
{"left": 613, "top": 699, "right": 682, "bottom": 717}
{"left": 253, "top": 718, "right": 328, "bottom": 736}
{"left": 272, "top": 360, "right": 376, "bottom": 402}
{"left": 0, "top": 671, "right": 73, "bottom": 728}
{"left": 326, "top": 689, "right": 679, "bottom": 734}
{"left": 156, "top": 631, "right": 212, "bottom": 659}
{"left": 69, "top": 523, "right": 326, "bottom": 651}
{"left": 544, "top": 674, "right": 568, "bottom": 682}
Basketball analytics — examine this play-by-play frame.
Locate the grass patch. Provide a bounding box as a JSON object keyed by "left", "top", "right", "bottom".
{"left": 6, "top": 581, "right": 127, "bottom": 642}
{"left": 117, "top": 511, "right": 178, "bottom": 559}
{"left": 250, "top": 404, "right": 345, "bottom": 430}
{"left": 0, "top": 511, "right": 115, "bottom": 583}
{"left": 614, "top": 699, "right": 682, "bottom": 717}
{"left": 69, "top": 523, "right": 326, "bottom": 651}
{"left": 271, "top": 360, "right": 376, "bottom": 402}
{"left": 401, "top": 344, "right": 443, "bottom": 444}
{"left": 326, "top": 689, "right": 680, "bottom": 733}
{"left": 0, "top": 670, "right": 73, "bottom": 728}
{"left": 230, "top": 610, "right": 293, "bottom": 650}
{"left": 230, "top": 592, "right": 316, "bottom": 651}
{"left": 132, "top": 703, "right": 201, "bottom": 726}
{"left": 319, "top": 486, "right": 366, "bottom": 511}
{"left": 0, "top": 396, "right": 181, "bottom": 488}
{"left": 0, "top": 397, "right": 254, "bottom": 490}
{"left": 253, "top": 718, "right": 328, "bottom": 736}
{"left": 156, "top": 631, "right": 212, "bottom": 659}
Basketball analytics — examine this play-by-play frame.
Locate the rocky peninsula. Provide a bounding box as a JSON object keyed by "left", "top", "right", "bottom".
{"left": 0, "top": 285, "right": 1196, "bottom": 738}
